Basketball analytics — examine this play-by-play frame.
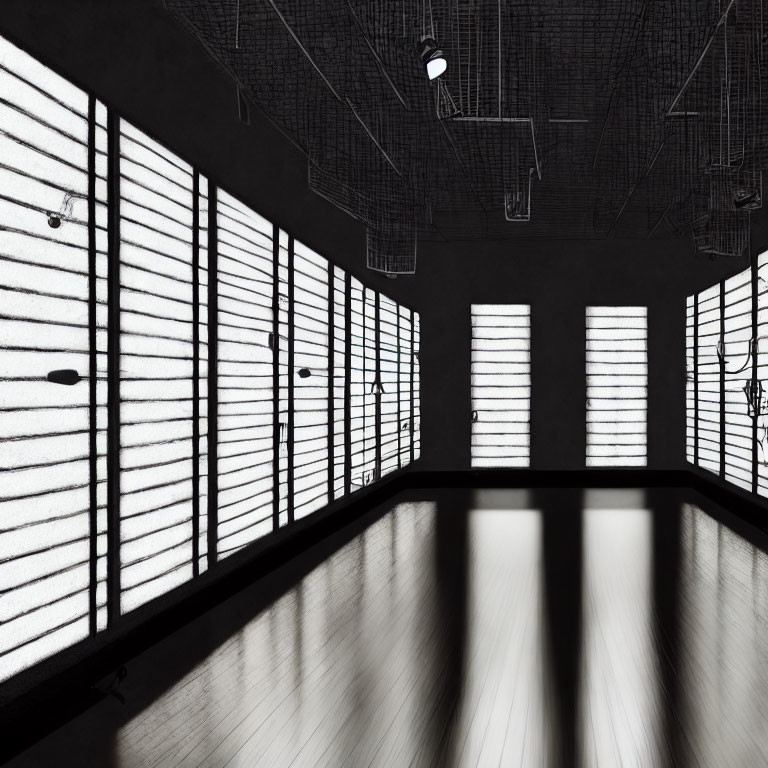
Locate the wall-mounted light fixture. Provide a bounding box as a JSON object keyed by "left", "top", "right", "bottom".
{"left": 47, "top": 190, "right": 87, "bottom": 229}
{"left": 417, "top": 35, "right": 447, "bottom": 80}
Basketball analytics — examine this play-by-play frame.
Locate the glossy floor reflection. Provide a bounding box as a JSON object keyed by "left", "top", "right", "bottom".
{"left": 7, "top": 488, "right": 768, "bottom": 767}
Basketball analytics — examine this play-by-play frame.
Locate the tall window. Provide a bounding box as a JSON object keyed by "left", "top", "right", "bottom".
{"left": 277, "top": 230, "right": 290, "bottom": 526}
{"left": 118, "top": 120, "right": 201, "bottom": 610}
{"left": 586, "top": 306, "right": 647, "bottom": 467}
{"left": 398, "top": 306, "right": 412, "bottom": 469}
{"left": 215, "top": 190, "right": 273, "bottom": 558}
{"left": 471, "top": 305, "right": 531, "bottom": 467}
{"left": 697, "top": 285, "right": 721, "bottom": 475}
{"left": 413, "top": 312, "right": 421, "bottom": 461}
{"left": 723, "top": 271, "right": 752, "bottom": 490}
{"left": 758, "top": 250, "right": 768, "bottom": 495}
{"left": 292, "top": 241, "right": 329, "bottom": 519}
{"left": 331, "top": 266, "right": 346, "bottom": 499}
{"left": 379, "top": 295, "right": 399, "bottom": 477}
{"left": 349, "top": 280, "right": 377, "bottom": 488}
{"left": 686, "top": 295, "right": 695, "bottom": 464}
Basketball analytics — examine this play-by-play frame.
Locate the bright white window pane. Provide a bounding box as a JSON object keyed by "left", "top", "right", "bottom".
{"left": 471, "top": 305, "right": 531, "bottom": 467}
{"left": 379, "top": 295, "right": 399, "bottom": 477}
{"left": 197, "top": 176, "right": 209, "bottom": 573}
{"left": 293, "top": 240, "right": 328, "bottom": 519}
{"left": 399, "top": 306, "right": 413, "bottom": 469}
{"left": 697, "top": 286, "right": 720, "bottom": 476}
{"left": 215, "top": 189, "right": 273, "bottom": 557}
{"left": 94, "top": 99, "right": 109, "bottom": 630}
{"left": 413, "top": 312, "right": 421, "bottom": 461}
{"left": 350, "top": 279, "right": 376, "bottom": 489}
{"left": 332, "top": 266, "right": 346, "bottom": 499}
{"left": 586, "top": 306, "right": 647, "bottom": 467}
{"left": 686, "top": 295, "right": 695, "bottom": 465}
{"left": 758, "top": 250, "right": 768, "bottom": 496}
{"left": 277, "top": 231, "right": 290, "bottom": 527}
{"left": 119, "top": 119, "right": 196, "bottom": 611}
{"left": 723, "top": 269, "right": 752, "bottom": 491}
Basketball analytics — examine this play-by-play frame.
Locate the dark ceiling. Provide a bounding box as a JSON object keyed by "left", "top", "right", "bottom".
{"left": 164, "top": 0, "right": 766, "bottom": 271}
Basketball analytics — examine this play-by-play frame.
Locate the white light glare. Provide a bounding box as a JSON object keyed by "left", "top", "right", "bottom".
{"left": 426, "top": 56, "right": 447, "bottom": 80}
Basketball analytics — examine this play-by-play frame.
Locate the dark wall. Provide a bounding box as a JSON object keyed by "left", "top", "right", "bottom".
{"left": 1, "top": 0, "right": 761, "bottom": 474}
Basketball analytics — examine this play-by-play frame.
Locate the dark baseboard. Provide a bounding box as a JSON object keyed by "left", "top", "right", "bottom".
{"left": 683, "top": 468, "right": 768, "bottom": 538}
{"left": 408, "top": 468, "right": 692, "bottom": 488}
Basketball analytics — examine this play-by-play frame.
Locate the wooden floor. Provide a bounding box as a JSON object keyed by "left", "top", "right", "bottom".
{"left": 7, "top": 487, "right": 768, "bottom": 767}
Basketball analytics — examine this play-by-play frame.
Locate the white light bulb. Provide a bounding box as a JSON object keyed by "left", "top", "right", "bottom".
{"left": 426, "top": 56, "right": 447, "bottom": 80}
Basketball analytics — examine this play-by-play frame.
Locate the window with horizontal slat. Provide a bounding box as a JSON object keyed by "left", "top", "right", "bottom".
{"left": 0, "top": 35, "right": 95, "bottom": 680}
{"left": 118, "top": 120, "right": 198, "bottom": 611}
{"left": 379, "top": 294, "right": 399, "bottom": 477}
{"left": 398, "top": 305, "right": 412, "bottom": 469}
{"left": 471, "top": 305, "right": 531, "bottom": 467}
{"left": 757, "top": 251, "right": 768, "bottom": 496}
{"left": 277, "top": 231, "right": 290, "bottom": 526}
{"left": 92, "top": 100, "right": 109, "bottom": 631}
{"left": 723, "top": 270, "right": 752, "bottom": 491}
{"left": 586, "top": 306, "right": 647, "bottom": 467}
{"left": 332, "top": 265, "right": 346, "bottom": 499}
{"left": 686, "top": 295, "right": 695, "bottom": 465}
{"left": 697, "top": 286, "right": 721, "bottom": 475}
{"left": 215, "top": 189, "right": 273, "bottom": 558}
{"left": 197, "top": 177, "right": 209, "bottom": 573}
{"left": 292, "top": 240, "right": 328, "bottom": 519}
{"left": 349, "top": 279, "right": 376, "bottom": 489}
{"left": 413, "top": 312, "right": 421, "bottom": 461}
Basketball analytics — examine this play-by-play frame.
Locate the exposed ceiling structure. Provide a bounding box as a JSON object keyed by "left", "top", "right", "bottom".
{"left": 164, "top": 0, "right": 767, "bottom": 272}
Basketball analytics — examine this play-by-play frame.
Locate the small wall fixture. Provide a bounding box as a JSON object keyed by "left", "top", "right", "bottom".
{"left": 298, "top": 368, "right": 311, "bottom": 378}
{"left": 47, "top": 191, "right": 87, "bottom": 229}
{"left": 417, "top": 35, "right": 447, "bottom": 80}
